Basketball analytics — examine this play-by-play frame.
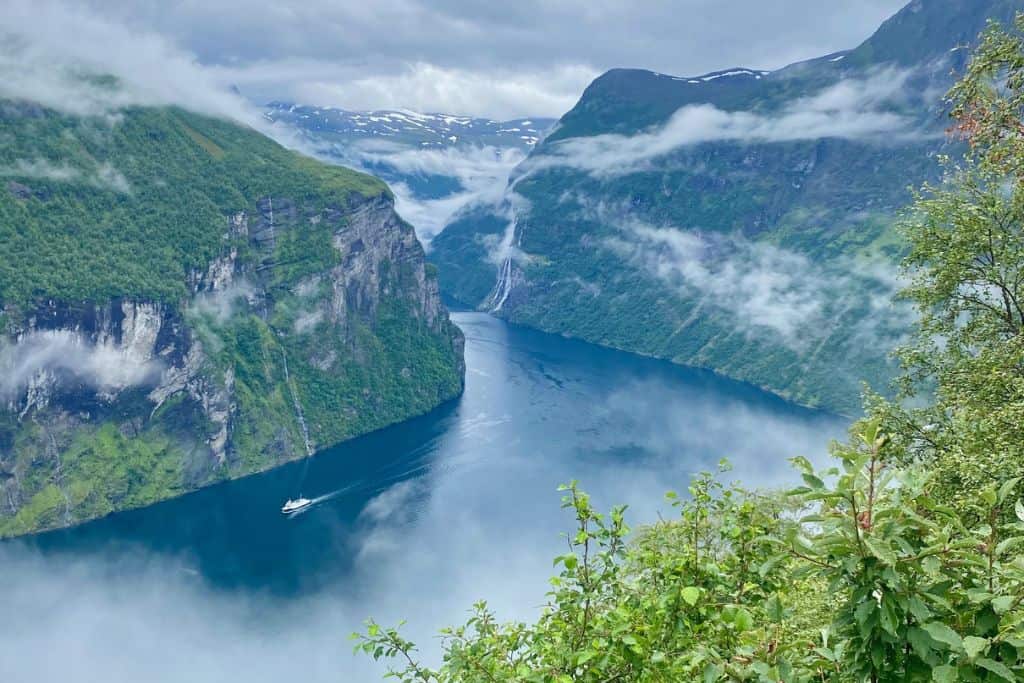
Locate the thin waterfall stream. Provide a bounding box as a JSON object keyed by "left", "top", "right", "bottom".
{"left": 281, "top": 348, "right": 314, "bottom": 458}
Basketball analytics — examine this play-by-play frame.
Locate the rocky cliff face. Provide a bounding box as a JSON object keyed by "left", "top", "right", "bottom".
{"left": 0, "top": 105, "right": 464, "bottom": 537}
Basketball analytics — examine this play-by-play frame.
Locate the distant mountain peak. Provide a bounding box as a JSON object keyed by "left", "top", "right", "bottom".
{"left": 849, "top": 0, "right": 1023, "bottom": 66}
{"left": 264, "top": 103, "right": 556, "bottom": 150}
{"left": 647, "top": 67, "right": 772, "bottom": 85}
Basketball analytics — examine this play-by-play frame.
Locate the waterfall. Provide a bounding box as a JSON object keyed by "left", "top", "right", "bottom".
{"left": 48, "top": 433, "right": 73, "bottom": 526}
{"left": 486, "top": 205, "right": 521, "bottom": 313}
{"left": 488, "top": 256, "right": 514, "bottom": 312}
{"left": 280, "top": 349, "right": 314, "bottom": 457}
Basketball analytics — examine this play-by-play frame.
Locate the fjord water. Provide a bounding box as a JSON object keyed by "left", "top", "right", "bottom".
{"left": 2, "top": 312, "right": 844, "bottom": 681}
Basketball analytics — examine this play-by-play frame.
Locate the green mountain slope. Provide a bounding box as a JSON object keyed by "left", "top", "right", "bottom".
{"left": 430, "top": 0, "right": 1024, "bottom": 415}
{"left": 0, "top": 103, "right": 464, "bottom": 537}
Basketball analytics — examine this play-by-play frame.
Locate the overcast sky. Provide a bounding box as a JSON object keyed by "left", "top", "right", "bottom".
{"left": 7, "top": 0, "right": 909, "bottom": 119}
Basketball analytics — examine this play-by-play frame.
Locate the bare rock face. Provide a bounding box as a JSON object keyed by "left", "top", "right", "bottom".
{"left": 331, "top": 195, "right": 447, "bottom": 331}
{"left": 0, "top": 192, "right": 464, "bottom": 537}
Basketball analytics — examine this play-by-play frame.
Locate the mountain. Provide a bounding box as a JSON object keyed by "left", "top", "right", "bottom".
{"left": 0, "top": 103, "right": 465, "bottom": 537}
{"left": 264, "top": 104, "right": 557, "bottom": 246}
{"left": 429, "top": 0, "right": 1024, "bottom": 415}
{"left": 264, "top": 104, "right": 553, "bottom": 150}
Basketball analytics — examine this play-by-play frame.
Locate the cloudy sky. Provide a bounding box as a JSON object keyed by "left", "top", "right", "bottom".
{"left": 9, "top": 0, "right": 909, "bottom": 119}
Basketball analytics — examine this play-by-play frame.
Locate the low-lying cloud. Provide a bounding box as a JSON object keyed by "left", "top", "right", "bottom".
{"left": 296, "top": 138, "right": 529, "bottom": 246}
{"left": 189, "top": 281, "right": 257, "bottom": 323}
{"left": 0, "top": 330, "right": 163, "bottom": 401}
{"left": 604, "top": 223, "right": 826, "bottom": 342}
{"left": 0, "top": 159, "right": 132, "bottom": 193}
{"left": 363, "top": 144, "right": 527, "bottom": 246}
{"left": 531, "top": 69, "right": 927, "bottom": 177}
{"left": 589, "top": 205, "right": 910, "bottom": 349}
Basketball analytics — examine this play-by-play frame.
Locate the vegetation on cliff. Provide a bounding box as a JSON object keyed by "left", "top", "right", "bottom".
{"left": 0, "top": 103, "right": 464, "bottom": 537}
{"left": 0, "top": 105, "right": 386, "bottom": 305}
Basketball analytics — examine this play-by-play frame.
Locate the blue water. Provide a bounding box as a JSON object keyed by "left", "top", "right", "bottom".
{"left": 2, "top": 312, "right": 845, "bottom": 682}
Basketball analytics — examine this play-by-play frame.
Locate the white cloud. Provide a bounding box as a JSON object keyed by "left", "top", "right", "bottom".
{"left": 0, "top": 159, "right": 133, "bottom": 194}
{"left": 67, "top": 0, "right": 909, "bottom": 118}
{"left": 0, "top": 0, "right": 257, "bottom": 123}
{"left": 222, "top": 60, "right": 596, "bottom": 120}
{"left": 589, "top": 205, "right": 908, "bottom": 349}
{"left": 604, "top": 224, "right": 824, "bottom": 342}
{"left": 287, "top": 135, "right": 529, "bottom": 246}
{"left": 94, "top": 163, "right": 132, "bottom": 193}
{"left": 293, "top": 310, "right": 324, "bottom": 334}
{"left": 531, "top": 70, "right": 927, "bottom": 177}
{"left": 377, "top": 145, "right": 526, "bottom": 246}
{"left": 485, "top": 191, "right": 532, "bottom": 268}
{"left": 0, "top": 159, "right": 80, "bottom": 182}
{"left": 0, "top": 330, "right": 163, "bottom": 399}
{"left": 190, "top": 281, "right": 256, "bottom": 323}
{"left": 0, "top": 0, "right": 915, "bottom": 121}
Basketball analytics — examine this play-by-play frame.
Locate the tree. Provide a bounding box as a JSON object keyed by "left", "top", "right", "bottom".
{"left": 871, "top": 16, "right": 1024, "bottom": 510}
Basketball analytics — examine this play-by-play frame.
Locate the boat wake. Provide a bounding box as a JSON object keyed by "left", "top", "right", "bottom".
{"left": 281, "top": 482, "right": 362, "bottom": 517}
{"left": 282, "top": 453, "right": 442, "bottom": 518}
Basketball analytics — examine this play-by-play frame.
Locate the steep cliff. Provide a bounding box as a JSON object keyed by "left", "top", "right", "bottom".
{"left": 0, "top": 104, "right": 464, "bottom": 537}
{"left": 429, "top": 0, "right": 1023, "bottom": 415}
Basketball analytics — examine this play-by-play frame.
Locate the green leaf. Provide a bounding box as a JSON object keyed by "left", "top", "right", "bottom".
{"left": 982, "top": 486, "right": 998, "bottom": 506}
{"left": 802, "top": 473, "right": 825, "bottom": 489}
{"left": 789, "top": 456, "right": 815, "bottom": 475}
{"left": 794, "top": 534, "right": 815, "bottom": 552}
{"left": 992, "top": 595, "right": 1014, "bottom": 614}
{"left": 555, "top": 554, "right": 577, "bottom": 570}
{"left": 681, "top": 586, "right": 701, "bottom": 606}
{"left": 994, "top": 537, "right": 1023, "bottom": 557}
{"left": 765, "top": 594, "right": 784, "bottom": 623}
{"left": 758, "top": 554, "right": 787, "bottom": 578}
{"left": 703, "top": 662, "right": 723, "bottom": 683}
{"left": 963, "top": 635, "right": 988, "bottom": 660}
{"left": 976, "top": 657, "right": 1016, "bottom": 681}
{"left": 1016, "top": 500, "right": 1024, "bottom": 523}
{"left": 734, "top": 607, "right": 754, "bottom": 632}
{"left": 932, "top": 665, "right": 958, "bottom": 683}
{"left": 863, "top": 536, "right": 898, "bottom": 565}
{"left": 908, "top": 627, "right": 934, "bottom": 659}
{"left": 998, "top": 477, "right": 1021, "bottom": 504}
{"left": 907, "top": 596, "right": 933, "bottom": 622}
{"left": 922, "top": 622, "right": 963, "bottom": 652}
{"left": 855, "top": 598, "right": 876, "bottom": 626}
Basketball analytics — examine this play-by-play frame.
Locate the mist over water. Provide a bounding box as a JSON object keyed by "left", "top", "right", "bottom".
{"left": 0, "top": 312, "right": 845, "bottom": 682}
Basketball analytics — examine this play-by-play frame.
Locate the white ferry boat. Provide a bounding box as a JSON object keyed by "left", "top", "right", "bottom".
{"left": 281, "top": 497, "right": 313, "bottom": 514}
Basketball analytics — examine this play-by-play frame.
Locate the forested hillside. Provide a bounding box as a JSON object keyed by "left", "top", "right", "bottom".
{"left": 430, "top": 0, "right": 1024, "bottom": 415}
{"left": 0, "top": 103, "right": 464, "bottom": 537}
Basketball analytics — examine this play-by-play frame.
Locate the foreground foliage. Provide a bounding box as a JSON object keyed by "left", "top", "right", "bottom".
{"left": 356, "top": 432, "right": 1024, "bottom": 682}
{"left": 356, "top": 15, "right": 1024, "bottom": 683}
